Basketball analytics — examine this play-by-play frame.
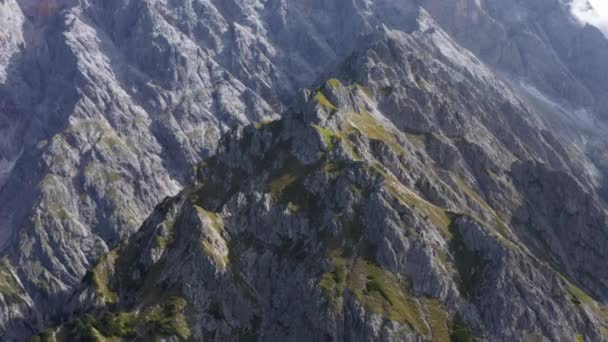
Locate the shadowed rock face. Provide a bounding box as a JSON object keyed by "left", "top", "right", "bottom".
{"left": 422, "top": 0, "right": 608, "bottom": 111}
{"left": 29, "top": 16, "right": 608, "bottom": 342}
{"left": 0, "top": 0, "right": 607, "bottom": 341}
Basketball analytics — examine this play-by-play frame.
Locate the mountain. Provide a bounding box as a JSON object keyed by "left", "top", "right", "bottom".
{"left": 1, "top": 0, "right": 608, "bottom": 341}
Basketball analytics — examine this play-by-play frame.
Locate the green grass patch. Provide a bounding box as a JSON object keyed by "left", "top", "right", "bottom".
{"left": 387, "top": 181, "right": 453, "bottom": 240}
{"left": 312, "top": 125, "right": 340, "bottom": 152}
{"left": 424, "top": 299, "right": 450, "bottom": 342}
{"left": 142, "top": 296, "right": 191, "bottom": 340}
{"left": 155, "top": 220, "right": 175, "bottom": 250}
{"left": 267, "top": 156, "right": 311, "bottom": 201}
{"left": 84, "top": 250, "right": 119, "bottom": 304}
{"left": 0, "top": 258, "right": 22, "bottom": 301}
{"left": 269, "top": 173, "right": 299, "bottom": 199}
{"left": 405, "top": 132, "right": 425, "bottom": 150}
{"left": 30, "top": 328, "right": 56, "bottom": 342}
{"left": 355, "top": 84, "right": 374, "bottom": 99}
{"left": 254, "top": 119, "right": 275, "bottom": 129}
{"left": 347, "top": 111, "right": 402, "bottom": 154}
{"left": 98, "top": 311, "right": 138, "bottom": 338}
{"left": 566, "top": 280, "right": 594, "bottom": 306}
{"left": 201, "top": 239, "right": 229, "bottom": 270}
{"left": 320, "top": 254, "right": 348, "bottom": 309}
{"left": 315, "top": 91, "right": 337, "bottom": 111}
{"left": 106, "top": 171, "right": 122, "bottom": 183}
{"left": 319, "top": 252, "right": 430, "bottom": 333}
{"left": 287, "top": 202, "right": 301, "bottom": 213}
{"left": 319, "top": 253, "right": 455, "bottom": 339}
{"left": 347, "top": 259, "right": 429, "bottom": 335}
{"left": 323, "top": 161, "right": 342, "bottom": 179}
{"left": 195, "top": 206, "right": 224, "bottom": 233}
{"left": 561, "top": 276, "right": 608, "bottom": 325}
{"left": 48, "top": 296, "right": 191, "bottom": 341}
{"left": 328, "top": 78, "right": 343, "bottom": 88}
{"left": 195, "top": 206, "right": 229, "bottom": 270}
{"left": 452, "top": 176, "right": 512, "bottom": 243}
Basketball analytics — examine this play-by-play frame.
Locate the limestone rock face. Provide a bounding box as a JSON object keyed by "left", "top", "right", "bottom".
{"left": 37, "top": 18, "right": 608, "bottom": 341}
{"left": 0, "top": 0, "right": 607, "bottom": 341}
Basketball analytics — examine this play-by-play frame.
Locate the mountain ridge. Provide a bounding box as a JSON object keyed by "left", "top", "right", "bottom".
{"left": 31, "top": 18, "right": 608, "bottom": 340}
{"left": 0, "top": 1, "right": 607, "bottom": 340}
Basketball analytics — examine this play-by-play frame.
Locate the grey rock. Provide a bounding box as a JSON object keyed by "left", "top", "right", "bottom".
{"left": 1, "top": 0, "right": 608, "bottom": 341}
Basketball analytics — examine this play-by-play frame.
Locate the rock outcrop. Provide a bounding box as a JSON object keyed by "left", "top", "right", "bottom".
{"left": 36, "top": 19, "right": 608, "bottom": 341}
{"left": 0, "top": 0, "right": 607, "bottom": 340}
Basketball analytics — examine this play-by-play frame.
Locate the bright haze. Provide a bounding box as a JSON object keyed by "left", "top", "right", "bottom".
{"left": 571, "top": 0, "right": 608, "bottom": 37}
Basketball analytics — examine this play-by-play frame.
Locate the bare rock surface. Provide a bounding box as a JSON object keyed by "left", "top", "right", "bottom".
{"left": 0, "top": 1, "right": 607, "bottom": 340}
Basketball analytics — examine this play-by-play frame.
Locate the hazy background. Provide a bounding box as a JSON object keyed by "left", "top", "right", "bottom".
{"left": 572, "top": 0, "right": 608, "bottom": 36}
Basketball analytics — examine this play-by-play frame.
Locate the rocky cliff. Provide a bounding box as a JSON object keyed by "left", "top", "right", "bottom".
{"left": 0, "top": 0, "right": 607, "bottom": 341}
{"left": 33, "top": 15, "right": 608, "bottom": 341}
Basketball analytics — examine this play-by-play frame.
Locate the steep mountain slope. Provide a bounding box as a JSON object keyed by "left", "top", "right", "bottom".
{"left": 35, "top": 17, "right": 608, "bottom": 341}
{"left": 0, "top": 0, "right": 380, "bottom": 336}
{"left": 1, "top": 0, "right": 608, "bottom": 340}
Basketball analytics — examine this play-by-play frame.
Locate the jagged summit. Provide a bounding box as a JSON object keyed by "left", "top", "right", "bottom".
{"left": 1, "top": 1, "right": 608, "bottom": 341}
{"left": 32, "top": 76, "right": 608, "bottom": 341}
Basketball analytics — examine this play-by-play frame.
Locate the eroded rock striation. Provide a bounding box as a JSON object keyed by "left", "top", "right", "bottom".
{"left": 36, "top": 20, "right": 608, "bottom": 341}
{"left": 0, "top": 0, "right": 607, "bottom": 341}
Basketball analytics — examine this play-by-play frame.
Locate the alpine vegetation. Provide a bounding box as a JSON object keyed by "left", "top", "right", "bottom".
{"left": 0, "top": 0, "right": 607, "bottom": 341}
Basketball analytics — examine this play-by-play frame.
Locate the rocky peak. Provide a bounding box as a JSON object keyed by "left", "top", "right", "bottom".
{"left": 35, "top": 66, "right": 608, "bottom": 340}
{"left": 1, "top": 1, "right": 608, "bottom": 341}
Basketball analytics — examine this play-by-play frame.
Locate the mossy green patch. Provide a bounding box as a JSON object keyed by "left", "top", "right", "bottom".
{"left": 315, "top": 91, "right": 337, "bottom": 111}
{"left": 99, "top": 311, "right": 138, "bottom": 338}
{"left": 405, "top": 132, "right": 425, "bottom": 150}
{"left": 45, "top": 296, "right": 191, "bottom": 341}
{"left": 566, "top": 280, "right": 593, "bottom": 306}
{"left": 355, "top": 84, "right": 374, "bottom": 99}
{"left": 155, "top": 220, "right": 176, "bottom": 250}
{"left": 322, "top": 161, "right": 342, "bottom": 180}
{"left": 347, "top": 111, "right": 402, "bottom": 154}
{"left": 195, "top": 206, "right": 224, "bottom": 233}
{"left": 450, "top": 314, "right": 474, "bottom": 342}
{"left": 564, "top": 278, "right": 600, "bottom": 310}
{"left": 424, "top": 299, "right": 450, "bottom": 342}
{"left": 320, "top": 252, "right": 452, "bottom": 339}
{"left": 201, "top": 239, "right": 229, "bottom": 270}
{"left": 451, "top": 176, "right": 515, "bottom": 248}
{"left": 195, "top": 206, "right": 229, "bottom": 270}
{"left": 269, "top": 172, "right": 299, "bottom": 199}
{"left": 84, "top": 250, "right": 119, "bottom": 304}
{"left": 287, "top": 202, "right": 301, "bottom": 213}
{"left": 320, "top": 252, "right": 349, "bottom": 309}
{"left": 347, "top": 258, "right": 429, "bottom": 335}
{"left": 312, "top": 125, "right": 340, "bottom": 152}
{"left": 387, "top": 181, "right": 453, "bottom": 240}
{"left": 106, "top": 171, "right": 122, "bottom": 183}
{"left": 267, "top": 156, "right": 314, "bottom": 210}
{"left": 254, "top": 119, "right": 275, "bottom": 129}
{"left": 142, "top": 296, "right": 191, "bottom": 340}
{"left": 575, "top": 334, "right": 585, "bottom": 342}
{"left": 328, "top": 78, "right": 343, "bottom": 88}
{"left": 562, "top": 276, "right": 608, "bottom": 324}
{"left": 0, "top": 258, "right": 22, "bottom": 301}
